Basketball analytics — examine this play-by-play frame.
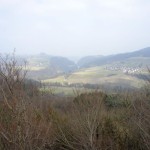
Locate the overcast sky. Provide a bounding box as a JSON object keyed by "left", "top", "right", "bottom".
{"left": 0, "top": 0, "right": 150, "bottom": 57}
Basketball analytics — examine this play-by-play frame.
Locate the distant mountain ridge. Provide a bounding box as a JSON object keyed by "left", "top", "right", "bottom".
{"left": 77, "top": 47, "right": 150, "bottom": 68}
{"left": 77, "top": 55, "right": 103, "bottom": 68}
{"left": 18, "top": 47, "right": 150, "bottom": 80}
{"left": 25, "top": 54, "right": 77, "bottom": 80}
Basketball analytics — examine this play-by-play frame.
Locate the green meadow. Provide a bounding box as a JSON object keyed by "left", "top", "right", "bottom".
{"left": 42, "top": 66, "right": 145, "bottom": 89}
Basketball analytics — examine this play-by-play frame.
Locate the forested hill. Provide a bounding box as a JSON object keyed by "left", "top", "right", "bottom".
{"left": 77, "top": 47, "right": 150, "bottom": 68}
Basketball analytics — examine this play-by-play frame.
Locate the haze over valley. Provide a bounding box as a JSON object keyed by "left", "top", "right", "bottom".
{"left": 16, "top": 47, "right": 150, "bottom": 94}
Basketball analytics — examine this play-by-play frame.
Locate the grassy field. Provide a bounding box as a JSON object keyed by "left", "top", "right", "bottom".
{"left": 42, "top": 66, "right": 145, "bottom": 88}
{"left": 40, "top": 86, "right": 96, "bottom": 96}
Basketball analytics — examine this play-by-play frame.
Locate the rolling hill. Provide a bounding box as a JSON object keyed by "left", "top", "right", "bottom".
{"left": 41, "top": 47, "right": 150, "bottom": 89}
{"left": 25, "top": 53, "right": 77, "bottom": 80}
{"left": 20, "top": 47, "right": 150, "bottom": 89}
{"left": 42, "top": 66, "right": 146, "bottom": 89}
{"left": 77, "top": 47, "right": 150, "bottom": 68}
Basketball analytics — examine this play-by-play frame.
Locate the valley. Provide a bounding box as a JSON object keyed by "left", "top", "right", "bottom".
{"left": 19, "top": 47, "right": 150, "bottom": 96}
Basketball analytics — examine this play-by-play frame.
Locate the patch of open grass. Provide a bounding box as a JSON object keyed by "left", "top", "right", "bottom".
{"left": 42, "top": 66, "right": 145, "bottom": 88}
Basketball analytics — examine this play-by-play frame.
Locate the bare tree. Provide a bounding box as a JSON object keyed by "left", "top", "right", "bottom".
{"left": 0, "top": 53, "right": 54, "bottom": 150}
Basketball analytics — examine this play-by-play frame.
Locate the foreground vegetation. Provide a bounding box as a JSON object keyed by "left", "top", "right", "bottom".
{"left": 0, "top": 54, "right": 150, "bottom": 150}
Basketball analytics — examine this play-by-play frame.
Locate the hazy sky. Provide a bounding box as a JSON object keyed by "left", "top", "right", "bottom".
{"left": 0, "top": 0, "right": 150, "bottom": 57}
